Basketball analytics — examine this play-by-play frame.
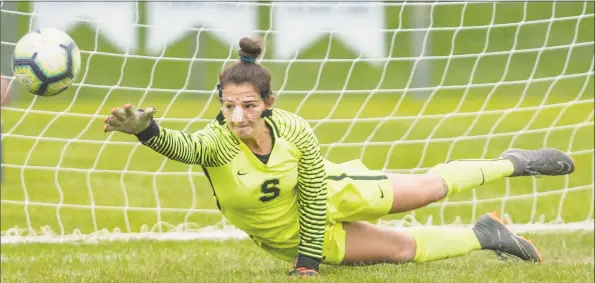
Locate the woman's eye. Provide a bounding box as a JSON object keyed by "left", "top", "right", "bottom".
{"left": 225, "top": 105, "right": 233, "bottom": 110}
{"left": 245, "top": 104, "right": 255, "bottom": 109}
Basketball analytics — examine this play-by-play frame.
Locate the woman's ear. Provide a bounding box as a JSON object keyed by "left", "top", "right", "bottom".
{"left": 264, "top": 95, "right": 275, "bottom": 108}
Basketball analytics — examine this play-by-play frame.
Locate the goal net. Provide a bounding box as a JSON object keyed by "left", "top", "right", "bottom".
{"left": 1, "top": 1, "right": 593, "bottom": 244}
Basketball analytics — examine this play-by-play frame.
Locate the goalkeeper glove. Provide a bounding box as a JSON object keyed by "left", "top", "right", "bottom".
{"left": 104, "top": 103, "right": 157, "bottom": 134}
{"left": 288, "top": 254, "right": 320, "bottom": 277}
{"left": 288, "top": 268, "right": 318, "bottom": 277}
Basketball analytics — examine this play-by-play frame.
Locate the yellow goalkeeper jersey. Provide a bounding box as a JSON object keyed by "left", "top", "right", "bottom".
{"left": 138, "top": 108, "right": 327, "bottom": 260}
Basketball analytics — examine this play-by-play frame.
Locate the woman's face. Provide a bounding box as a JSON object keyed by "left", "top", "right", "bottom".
{"left": 220, "top": 83, "right": 271, "bottom": 138}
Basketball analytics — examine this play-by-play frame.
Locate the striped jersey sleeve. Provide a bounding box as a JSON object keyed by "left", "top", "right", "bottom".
{"left": 136, "top": 119, "right": 239, "bottom": 167}
{"left": 274, "top": 110, "right": 328, "bottom": 261}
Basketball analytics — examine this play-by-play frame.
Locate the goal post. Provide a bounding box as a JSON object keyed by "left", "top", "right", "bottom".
{"left": 1, "top": 1, "right": 593, "bottom": 244}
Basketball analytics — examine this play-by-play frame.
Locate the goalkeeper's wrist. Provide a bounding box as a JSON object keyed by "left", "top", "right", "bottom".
{"left": 135, "top": 119, "right": 159, "bottom": 143}
{"left": 295, "top": 254, "right": 321, "bottom": 271}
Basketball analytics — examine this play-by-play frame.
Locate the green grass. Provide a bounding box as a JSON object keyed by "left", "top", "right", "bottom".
{"left": 1, "top": 231, "right": 593, "bottom": 283}
{"left": 1, "top": 1, "right": 594, "bottom": 282}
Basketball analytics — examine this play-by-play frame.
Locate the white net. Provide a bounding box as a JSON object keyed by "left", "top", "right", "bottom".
{"left": 1, "top": 1, "right": 593, "bottom": 244}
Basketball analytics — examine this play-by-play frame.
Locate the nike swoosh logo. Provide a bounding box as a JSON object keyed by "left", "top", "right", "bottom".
{"left": 378, "top": 185, "right": 384, "bottom": 198}
{"left": 237, "top": 171, "right": 249, "bottom": 176}
{"left": 557, "top": 161, "right": 571, "bottom": 174}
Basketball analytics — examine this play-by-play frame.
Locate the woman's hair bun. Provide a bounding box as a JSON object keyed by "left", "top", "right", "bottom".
{"left": 238, "top": 37, "right": 262, "bottom": 62}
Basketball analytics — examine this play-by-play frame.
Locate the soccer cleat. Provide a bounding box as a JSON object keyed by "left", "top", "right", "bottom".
{"left": 500, "top": 148, "right": 575, "bottom": 177}
{"left": 472, "top": 212, "right": 543, "bottom": 263}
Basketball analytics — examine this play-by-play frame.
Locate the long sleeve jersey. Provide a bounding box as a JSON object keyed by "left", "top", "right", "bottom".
{"left": 136, "top": 108, "right": 328, "bottom": 261}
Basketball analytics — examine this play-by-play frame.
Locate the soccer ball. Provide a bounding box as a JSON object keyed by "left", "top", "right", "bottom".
{"left": 12, "top": 28, "right": 81, "bottom": 96}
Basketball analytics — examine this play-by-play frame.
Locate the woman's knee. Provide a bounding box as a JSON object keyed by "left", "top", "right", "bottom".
{"left": 387, "top": 230, "right": 417, "bottom": 263}
{"left": 422, "top": 172, "right": 448, "bottom": 201}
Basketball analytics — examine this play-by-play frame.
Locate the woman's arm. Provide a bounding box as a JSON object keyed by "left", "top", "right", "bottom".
{"left": 105, "top": 104, "right": 233, "bottom": 166}
{"left": 1, "top": 75, "right": 12, "bottom": 106}
{"left": 292, "top": 119, "right": 328, "bottom": 272}
{"left": 135, "top": 119, "right": 219, "bottom": 165}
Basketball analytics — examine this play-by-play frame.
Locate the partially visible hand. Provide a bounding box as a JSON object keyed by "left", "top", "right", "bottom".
{"left": 104, "top": 103, "right": 157, "bottom": 134}
{"left": 1, "top": 75, "right": 12, "bottom": 106}
{"left": 288, "top": 267, "right": 318, "bottom": 277}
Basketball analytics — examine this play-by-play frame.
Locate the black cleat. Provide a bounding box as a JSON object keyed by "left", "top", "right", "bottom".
{"left": 473, "top": 212, "right": 543, "bottom": 263}
{"left": 500, "top": 148, "right": 575, "bottom": 177}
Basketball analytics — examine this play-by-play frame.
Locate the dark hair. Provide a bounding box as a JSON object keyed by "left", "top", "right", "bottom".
{"left": 218, "top": 37, "right": 271, "bottom": 100}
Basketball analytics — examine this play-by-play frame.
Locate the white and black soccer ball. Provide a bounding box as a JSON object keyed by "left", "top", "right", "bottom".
{"left": 12, "top": 28, "right": 81, "bottom": 96}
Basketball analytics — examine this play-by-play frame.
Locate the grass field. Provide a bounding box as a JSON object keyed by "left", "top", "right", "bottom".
{"left": 1, "top": 1, "right": 594, "bottom": 282}
{"left": 1, "top": 231, "right": 594, "bottom": 282}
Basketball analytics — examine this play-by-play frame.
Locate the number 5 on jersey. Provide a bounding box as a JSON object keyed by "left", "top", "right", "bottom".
{"left": 260, "top": 179, "right": 280, "bottom": 202}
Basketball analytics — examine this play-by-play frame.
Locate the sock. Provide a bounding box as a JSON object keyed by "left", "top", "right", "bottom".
{"left": 404, "top": 227, "right": 482, "bottom": 263}
{"left": 430, "top": 159, "right": 514, "bottom": 197}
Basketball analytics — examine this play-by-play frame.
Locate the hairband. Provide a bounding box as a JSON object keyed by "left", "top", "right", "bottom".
{"left": 240, "top": 56, "right": 256, "bottom": 63}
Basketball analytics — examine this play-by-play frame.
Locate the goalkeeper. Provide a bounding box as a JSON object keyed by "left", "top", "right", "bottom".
{"left": 104, "top": 37, "right": 575, "bottom": 277}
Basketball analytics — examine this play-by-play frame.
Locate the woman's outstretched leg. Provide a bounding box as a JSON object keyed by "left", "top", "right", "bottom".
{"left": 341, "top": 221, "right": 481, "bottom": 265}
{"left": 388, "top": 148, "right": 575, "bottom": 214}
{"left": 341, "top": 212, "right": 542, "bottom": 266}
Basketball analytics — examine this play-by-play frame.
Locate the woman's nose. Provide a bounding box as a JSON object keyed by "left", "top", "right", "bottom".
{"left": 232, "top": 106, "right": 244, "bottom": 122}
